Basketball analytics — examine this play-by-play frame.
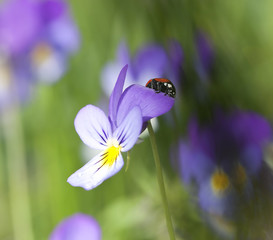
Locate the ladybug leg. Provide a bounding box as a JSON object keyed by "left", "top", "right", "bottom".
{"left": 165, "top": 88, "right": 171, "bottom": 96}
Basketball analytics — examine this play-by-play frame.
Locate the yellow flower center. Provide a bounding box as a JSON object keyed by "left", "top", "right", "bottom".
{"left": 101, "top": 139, "right": 122, "bottom": 167}
{"left": 31, "top": 43, "right": 53, "bottom": 65}
{"left": 211, "top": 168, "right": 230, "bottom": 195}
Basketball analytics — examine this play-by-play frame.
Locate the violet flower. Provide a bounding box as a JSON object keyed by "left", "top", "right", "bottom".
{"left": 0, "top": 0, "right": 79, "bottom": 108}
{"left": 30, "top": 0, "right": 79, "bottom": 83}
{"left": 68, "top": 65, "right": 174, "bottom": 190}
{"left": 101, "top": 41, "right": 182, "bottom": 97}
{"left": 179, "top": 110, "right": 272, "bottom": 216}
{"left": 0, "top": 0, "right": 37, "bottom": 108}
{"left": 49, "top": 213, "right": 101, "bottom": 240}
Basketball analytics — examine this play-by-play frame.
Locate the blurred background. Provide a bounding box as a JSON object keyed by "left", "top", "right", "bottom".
{"left": 1, "top": 0, "right": 273, "bottom": 239}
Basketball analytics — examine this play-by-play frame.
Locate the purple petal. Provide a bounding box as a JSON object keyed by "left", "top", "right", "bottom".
{"left": 188, "top": 118, "right": 216, "bottom": 161}
{"left": 39, "top": 0, "right": 66, "bottom": 24}
{"left": 186, "top": 110, "right": 272, "bottom": 177}
{"left": 74, "top": 105, "right": 112, "bottom": 150}
{"left": 132, "top": 44, "right": 168, "bottom": 84}
{"left": 198, "top": 179, "right": 237, "bottom": 217}
{"left": 113, "top": 106, "right": 142, "bottom": 152}
{"left": 117, "top": 84, "right": 175, "bottom": 125}
{"left": 67, "top": 152, "right": 124, "bottom": 190}
{"left": 240, "top": 144, "right": 263, "bottom": 175}
{"left": 0, "top": 0, "right": 41, "bottom": 54}
{"left": 179, "top": 142, "right": 196, "bottom": 184}
{"left": 230, "top": 111, "right": 272, "bottom": 147}
{"left": 50, "top": 213, "right": 101, "bottom": 240}
{"left": 47, "top": 16, "right": 80, "bottom": 53}
{"left": 179, "top": 140, "right": 214, "bottom": 184}
{"left": 108, "top": 64, "right": 128, "bottom": 128}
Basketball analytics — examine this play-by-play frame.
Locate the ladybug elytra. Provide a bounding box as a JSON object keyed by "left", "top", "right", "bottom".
{"left": 145, "top": 78, "right": 176, "bottom": 98}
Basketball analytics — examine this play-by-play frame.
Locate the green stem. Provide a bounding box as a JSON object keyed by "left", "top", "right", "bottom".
{"left": 147, "top": 121, "right": 176, "bottom": 240}
{"left": 1, "top": 104, "right": 34, "bottom": 240}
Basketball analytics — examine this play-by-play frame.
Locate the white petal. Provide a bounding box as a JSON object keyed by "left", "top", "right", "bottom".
{"left": 67, "top": 152, "right": 124, "bottom": 190}
{"left": 74, "top": 105, "right": 112, "bottom": 150}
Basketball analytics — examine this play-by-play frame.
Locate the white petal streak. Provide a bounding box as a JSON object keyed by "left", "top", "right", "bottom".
{"left": 67, "top": 152, "right": 124, "bottom": 190}
{"left": 74, "top": 105, "right": 112, "bottom": 150}
{"left": 114, "top": 106, "right": 142, "bottom": 152}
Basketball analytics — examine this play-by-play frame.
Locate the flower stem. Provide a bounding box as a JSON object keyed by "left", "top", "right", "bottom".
{"left": 1, "top": 104, "right": 34, "bottom": 240}
{"left": 147, "top": 121, "right": 176, "bottom": 240}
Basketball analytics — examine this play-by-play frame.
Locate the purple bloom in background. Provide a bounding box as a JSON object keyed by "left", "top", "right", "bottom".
{"left": 101, "top": 41, "right": 183, "bottom": 97}
{"left": 30, "top": 0, "right": 79, "bottom": 83}
{"left": 68, "top": 65, "right": 174, "bottom": 190}
{"left": 0, "top": 0, "right": 79, "bottom": 109}
{"left": 50, "top": 213, "right": 101, "bottom": 240}
{"left": 194, "top": 31, "right": 214, "bottom": 82}
{"left": 0, "top": 0, "right": 41, "bottom": 55}
{"left": 179, "top": 110, "right": 272, "bottom": 216}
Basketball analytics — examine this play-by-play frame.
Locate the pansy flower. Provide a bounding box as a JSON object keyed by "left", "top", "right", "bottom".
{"left": 30, "top": 0, "right": 79, "bottom": 83}
{"left": 50, "top": 213, "right": 101, "bottom": 240}
{"left": 68, "top": 65, "right": 175, "bottom": 190}
{"left": 0, "top": 0, "right": 38, "bottom": 108}
{"left": 179, "top": 110, "right": 272, "bottom": 216}
{"left": 0, "top": 0, "right": 79, "bottom": 109}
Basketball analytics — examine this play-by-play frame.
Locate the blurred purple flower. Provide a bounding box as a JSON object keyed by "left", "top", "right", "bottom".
{"left": 0, "top": 0, "right": 79, "bottom": 108}
{"left": 0, "top": 0, "right": 79, "bottom": 65}
{"left": 179, "top": 110, "right": 272, "bottom": 216}
{"left": 30, "top": 0, "right": 80, "bottom": 83}
{"left": 50, "top": 213, "right": 101, "bottom": 240}
{"left": 0, "top": 0, "right": 41, "bottom": 55}
{"left": 68, "top": 65, "right": 175, "bottom": 190}
{"left": 194, "top": 31, "right": 214, "bottom": 82}
{"left": 101, "top": 41, "right": 183, "bottom": 97}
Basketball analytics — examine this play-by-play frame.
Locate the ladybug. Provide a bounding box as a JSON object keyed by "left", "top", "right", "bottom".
{"left": 145, "top": 78, "right": 176, "bottom": 98}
